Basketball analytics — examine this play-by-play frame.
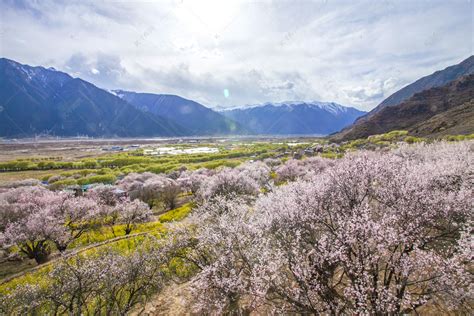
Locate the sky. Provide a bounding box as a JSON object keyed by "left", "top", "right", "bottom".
{"left": 0, "top": 0, "right": 472, "bottom": 111}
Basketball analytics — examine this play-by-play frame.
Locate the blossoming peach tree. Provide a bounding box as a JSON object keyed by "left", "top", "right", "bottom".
{"left": 0, "top": 141, "right": 472, "bottom": 314}
{"left": 169, "top": 142, "right": 473, "bottom": 314}
{"left": 0, "top": 186, "right": 153, "bottom": 263}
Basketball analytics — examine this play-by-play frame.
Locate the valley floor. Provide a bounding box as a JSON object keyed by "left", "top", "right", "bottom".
{"left": 0, "top": 132, "right": 472, "bottom": 315}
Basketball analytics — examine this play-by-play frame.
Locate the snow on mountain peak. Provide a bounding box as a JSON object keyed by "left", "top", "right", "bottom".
{"left": 219, "top": 101, "right": 350, "bottom": 115}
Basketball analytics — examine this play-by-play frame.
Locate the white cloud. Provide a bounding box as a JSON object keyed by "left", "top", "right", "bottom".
{"left": 0, "top": 0, "right": 471, "bottom": 111}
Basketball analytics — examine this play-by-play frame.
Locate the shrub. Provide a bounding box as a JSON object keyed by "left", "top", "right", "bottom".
{"left": 48, "top": 178, "right": 77, "bottom": 190}
{"left": 404, "top": 135, "right": 423, "bottom": 143}
{"left": 77, "top": 174, "right": 117, "bottom": 185}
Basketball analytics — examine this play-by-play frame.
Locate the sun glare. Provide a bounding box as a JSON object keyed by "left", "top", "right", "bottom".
{"left": 174, "top": 0, "right": 242, "bottom": 37}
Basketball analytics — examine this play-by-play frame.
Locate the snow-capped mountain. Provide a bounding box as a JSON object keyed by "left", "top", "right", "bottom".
{"left": 219, "top": 101, "right": 366, "bottom": 135}
{"left": 221, "top": 101, "right": 353, "bottom": 115}
{"left": 0, "top": 58, "right": 186, "bottom": 137}
{"left": 0, "top": 57, "right": 365, "bottom": 137}
{"left": 5, "top": 58, "right": 72, "bottom": 91}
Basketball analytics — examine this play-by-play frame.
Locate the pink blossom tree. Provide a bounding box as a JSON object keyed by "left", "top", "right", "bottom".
{"left": 196, "top": 167, "right": 260, "bottom": 201}
{"left": 275, "top": 156, "right": 332, "bottom": 183}
{"left": 2, "top": 211, "right": 57, "bottom": 264}
{"left": 263, "top": 157, "right": 282, "bottom": 167}
{"left": 118, "top": 172, "right": 181, "bottom": 209}
{"left": 115, "top": 199, "right": 153, "bottom": 235}
{"left": 274, "top": 158, "right": 306, "bottom": 182}
{"left": 236, "top": 161, "right": 272, "bottom": 189}
{"left": 2, "top": 249, "right": 166, "bottom": 315}
{"left": 180, "top": 142, "right": 473, "bottom": 314}
{"left": 177, "top": 168, "right": 215, "bottom": 195}
{"left": 0, "top": 187, "right": 69, "bottom": 263}
{"left": 93, "top": 197, "right": 153, "bottom": 236}
{"left": 0, "top": 187, "right": 100, "bottom": 258}
{"left": 0, "top": 186, "right": 50, "bottom": 230}
{"left": 86, "top": 184, "right": 125, "bottom": 206}
{"left": 48, "top": 196, "right": 99, "bottom": 251}
{"left": 155, "top": 195, "right": 259, "bottom": 313}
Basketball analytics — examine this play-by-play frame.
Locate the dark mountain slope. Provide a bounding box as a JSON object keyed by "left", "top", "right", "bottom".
{"left": 332, "top": 74, "right": 474, "bottom": 141}
{"left": 0, "top": 58, "right": 186, "bottom": 137}
{"left": 372, "top": 55, "right": 474, "bottom": 113}
{"left": 115, "top": 90, "right": 244, "bottom": 135}
{"left": 219, "top": 102, "right": 366, "bottom": 135}
{"left": 48, "top": 79, "right": 187, "bottom": 137}
{"left": 409, "top": 100, "right": 474, "bottom": 137}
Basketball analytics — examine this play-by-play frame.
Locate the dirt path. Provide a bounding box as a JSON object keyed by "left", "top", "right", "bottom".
{"left": 0, "top": 231, "right": 152, "bottom": 285}
{"left": 2, "top": 207, "right": 196, "bottom": 315}
{"left": 131, "top": 218, "right": 196, "bottom": 315}
{"left": 131, "top": 281, "right": 194, "bottom": 316}
{"left": 1, "top": 204, "right": 191, "bottom": 285}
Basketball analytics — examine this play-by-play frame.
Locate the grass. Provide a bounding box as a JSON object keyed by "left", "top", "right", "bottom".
{"left": 0, "top": 259, "right": 37, "bottom": 280}
{"left": 0, "top": 261, "right": 53, "bottom": 293}
{"left": 0, "top": 142, "right": 289, "bottom": 171}
{"left": 159, "top": 203, "right": 194, "bottom": 223}
{"left": 0, "top": 169, "right": 64, "bottom": 184}
{"left": 0, "top": 235, "right": 153, "bottom": 295}
{"left": 0, "top": 204, "right": 195, "bottom": 292}
{"left": 70, "top": 221, "right": 165, "bottom": 249}
{"left": 0, "top": 144, "right": 288, "bottom": 190}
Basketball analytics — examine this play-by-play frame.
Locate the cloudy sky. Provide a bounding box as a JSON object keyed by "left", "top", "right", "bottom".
{"left": 0, "top": 0, "right": 472, "bottom": 110}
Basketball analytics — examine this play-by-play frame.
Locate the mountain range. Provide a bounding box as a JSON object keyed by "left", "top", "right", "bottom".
{"left": 114, "top": 90, "right": 243, "bottom": 135}
{"left": 219, "top": 102, "right": 365, "bottom": 135}
{"left": 1, "top": 56, "right": 472, "bottom": 139}
{"left": 333, "top": 55, "right": 474, "bottom": 141}
{"left": 0, "top": 58, "right": 184, "bottom": 137}
{"left": 0, "top": 58, "right": 365, "bottom": 138}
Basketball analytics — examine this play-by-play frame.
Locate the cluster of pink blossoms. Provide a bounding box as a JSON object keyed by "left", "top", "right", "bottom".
{"left": 168, "top": 141, "right": 473, "bottom": 314}
{"left": 1, "top": 141, "right": 472, "bottom": 314}
{"left": 0, "top": 184, "right": 151, "bottom": 263}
